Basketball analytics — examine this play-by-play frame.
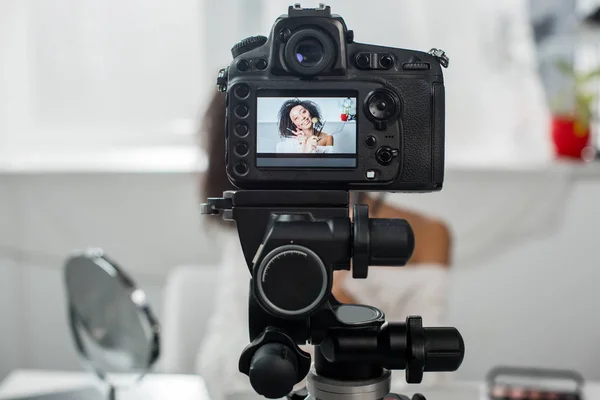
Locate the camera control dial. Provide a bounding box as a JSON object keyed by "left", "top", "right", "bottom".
{"left": 232, "top": 35, "right": 268, "bottom": 58}
{"left": 365, "top": 89, "right": 401, "bottom": 130}
{"left": 254, "top": 244, "right": 329, "bottom": 318}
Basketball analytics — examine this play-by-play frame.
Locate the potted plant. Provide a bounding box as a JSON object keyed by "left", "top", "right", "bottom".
{"left": 551, "top": 59, "right": 600, "bottom": 159}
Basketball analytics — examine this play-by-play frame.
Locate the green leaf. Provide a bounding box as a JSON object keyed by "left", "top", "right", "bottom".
{"left": 578, "top": 92, "right": 596, "bottom": 106}
{"left": 574, "top": 99, "right": 592, "bottom": 126}
{"left": 582, "top": 67, "right": 600, "bottom": 82}
{"left": 555, "top": 58, "right": 575, "bottom": 76}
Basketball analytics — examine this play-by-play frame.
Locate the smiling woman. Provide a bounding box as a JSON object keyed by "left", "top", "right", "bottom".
{"left": 276, "top": 98, "right": 334, "bottom": 153}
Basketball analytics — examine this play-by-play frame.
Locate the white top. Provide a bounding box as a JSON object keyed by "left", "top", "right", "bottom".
{"left": 196, "top": 230, "right": 450, "bottom": 400}
{"left": 275, "top": 138, "right": 333, "bottom": 154}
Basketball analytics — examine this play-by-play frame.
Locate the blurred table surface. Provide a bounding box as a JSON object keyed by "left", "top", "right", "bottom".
{"left": 0, "top": 369, "right": 210, "bottom": 400}
{"left": 2, "top": 370, "right": 600, "bottom": 400}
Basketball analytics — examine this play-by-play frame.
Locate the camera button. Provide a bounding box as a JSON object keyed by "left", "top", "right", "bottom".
{"left": 237, "top": 60, "right": 250, "bottom": 71}
{"left": 376, "top": 146, "right": 394, "bottom": 165}
{"left": 403, "top": 62, "right": 430, "bottom": 70}
{"left": 366, "top": 170, "right": 376, "bottom": 180}
{"left": 235, "top": 142, "right": 249, "bottom": 157}
{"left": 355, "top": 53, "right": 370, "bottom": 69}
{"left": 235, "top": 123, "right": 249, "bottom": 137}
{"left": 255, "top": 59, "right": 268, "bottom": 70}
{"left": 278, "top": 28, "right": 291, "bottom": 42}
{"left": 379, "top": 54, "right": 394, "bottom": 69}
{"left": 235, "top": 84, "right": 250, "bottom": 99}
{"left": 235, "top": 104, "right": 249, "bottom": 118}
{"left": 234, "top": 162, "right": 249, "bottom": 176}
{"left": 365, "top": 135, "right": 377, "bottom": 147}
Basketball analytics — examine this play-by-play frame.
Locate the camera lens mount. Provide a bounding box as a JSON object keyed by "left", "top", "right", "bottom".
{"left": 284, "top": 29, "right": 335, "bottom": 76}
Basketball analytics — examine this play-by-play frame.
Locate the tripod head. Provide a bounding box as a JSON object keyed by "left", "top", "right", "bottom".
{"left": 202, "top": 190, "right": 464, "bottom": 399}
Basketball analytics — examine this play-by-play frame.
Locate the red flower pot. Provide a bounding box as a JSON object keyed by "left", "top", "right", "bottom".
{"left": 551, "top": 116, "right": 590, "bottom": 160}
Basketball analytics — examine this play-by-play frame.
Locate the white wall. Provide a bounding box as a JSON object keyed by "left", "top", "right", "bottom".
{"left": 0, "top": 0, "right": 206, "bottom": 153}
{"left": 257, "top": 97, "right": 356, "bottom": 123}
{"left": 448, "top": 180, "right": 600, "bottom": 379}
{"left": 0, "top": 258, "right": 21, "bottom": 379}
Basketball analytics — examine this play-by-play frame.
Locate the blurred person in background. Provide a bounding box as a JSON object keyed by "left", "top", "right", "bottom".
{"left": 196, "top": 89, "right": 453, "bottom": 400}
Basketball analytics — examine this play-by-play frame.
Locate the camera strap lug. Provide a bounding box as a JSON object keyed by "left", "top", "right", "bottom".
{"left": 216, "top": 67, "right": 229, "bottom": 92}
{"left": 428, "top": 48, "right": 449, "bottom": 68}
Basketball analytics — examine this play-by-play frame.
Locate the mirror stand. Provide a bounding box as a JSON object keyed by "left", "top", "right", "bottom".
{"left": 64, "top": 248, "right": 161, "bottom": 400}
{"left": 108, "top": 386, "right": 116, "bottom": 400}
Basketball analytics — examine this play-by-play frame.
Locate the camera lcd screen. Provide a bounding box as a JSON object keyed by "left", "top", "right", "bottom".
{"left": 256, "top": 95, "right": 357, "bottom": 168}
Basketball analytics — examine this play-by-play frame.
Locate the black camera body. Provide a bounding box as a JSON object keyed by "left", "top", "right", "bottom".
{"left": 219, "top": 4, "right": 449, "bottom": 192}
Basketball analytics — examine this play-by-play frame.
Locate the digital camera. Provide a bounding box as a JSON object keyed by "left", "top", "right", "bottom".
{"left": 218, "top": 3, "right": 449, "bottom": 191}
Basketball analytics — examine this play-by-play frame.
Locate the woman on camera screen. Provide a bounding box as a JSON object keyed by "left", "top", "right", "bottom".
{"left": 276, "top": 99, "right": 334, "bottom": 153}
{"left": 196, "top": 90, "right": 452, "bottom": 400}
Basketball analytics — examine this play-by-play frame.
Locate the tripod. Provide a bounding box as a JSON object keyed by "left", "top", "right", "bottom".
{"left": 201, "top": 190, "right": 464, "bottom": 400}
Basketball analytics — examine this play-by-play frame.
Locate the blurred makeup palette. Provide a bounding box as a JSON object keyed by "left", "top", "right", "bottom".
{"left": 487, "top": 367, "right": 583, "bottom": 400}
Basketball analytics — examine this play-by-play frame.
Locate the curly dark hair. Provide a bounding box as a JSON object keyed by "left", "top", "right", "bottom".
{"left": 277, "top": 99, "right": 322, "bottom": 138}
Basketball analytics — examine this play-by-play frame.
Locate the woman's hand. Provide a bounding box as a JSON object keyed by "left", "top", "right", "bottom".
{"left": 297, "top": 134, "right": 307, "bottom": 151}
{"left": 291, "top": 128, "right": 304, "bottom": 137}
{"left": 304, "top": 136, "right": 318, "bottom": 152}
{"left": 297, "top": 135, "right": 318, "bottom": 153}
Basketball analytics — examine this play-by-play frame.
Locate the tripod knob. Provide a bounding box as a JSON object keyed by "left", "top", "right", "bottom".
{"left": 318, "top": 315, "right": 464, "bottom": 384}
{"left": 406, "top": 316, "right": 465, "bottom": 383}
{"left": 249, "top": 343, "right": 299, "bottom": 398}
{"left": 352, "top": 204, "right": 415, "bottom": 279}
{"left": 239, "top": 328, "right": 311, "bottom": 399}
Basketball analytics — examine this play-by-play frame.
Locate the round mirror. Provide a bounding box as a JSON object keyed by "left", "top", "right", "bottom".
{"left": 64, "top": 248, "right": 160, "bottom": 388}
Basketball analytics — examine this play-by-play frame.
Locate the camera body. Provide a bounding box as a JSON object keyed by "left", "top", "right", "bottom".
{"left": 220, "top": 4, "right": 448, "bottom": 192}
